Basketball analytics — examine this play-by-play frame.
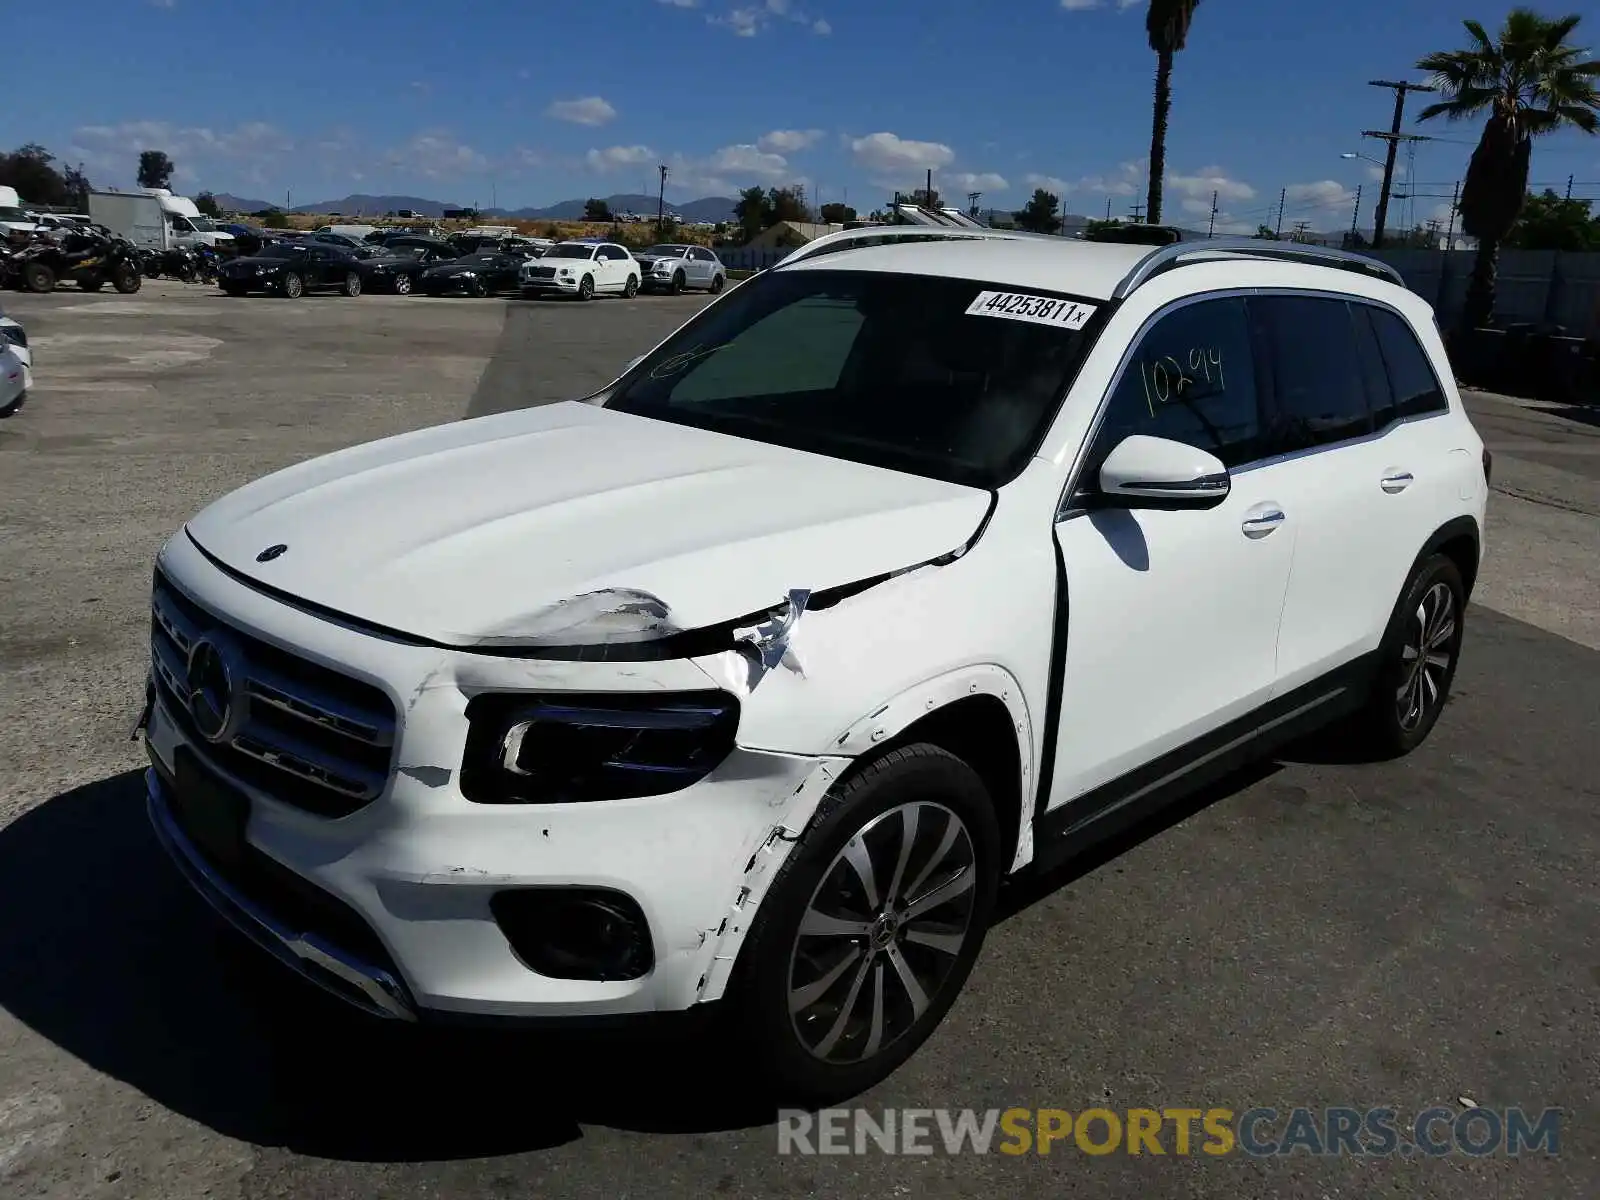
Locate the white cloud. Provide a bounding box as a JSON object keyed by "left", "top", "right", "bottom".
{"left": 758, "top": 128, "right": 823, "bottom": 153}
{"left": 947, "top": 171, "right": 1009, "bottom": 193}
{"left": 849, "top": 131, "right": 956, "bottom": 181}
{"left": 545, "top": 96, "right": 617, "bottom": 126}
{"left": 703, "top": 1, "right": 832, "bottom": 37}
{"left": 658, "top": 0, "right": 698, "bottom": 6}
{"left": 388, "top": 132, "right": 487, "bottom": 179}
{"left": 68, "top": 120, "right": 296, "bottom": 185}
{"left": 705, "top": 144, "right": 791, "bottom": 179}
{"left": 1059, "top": 0, "right": 1141, "bottom": 8}
{"left": 1073, "top": 160, "right": 1146, "bottom": 198}
{"left": 1024, "top": 173, "right": 1073, "bottom": 195}
{"left": 1167, "top": 165, "right": 1255, "bottom": 204}
{"left": 1285, "top": 180, "right": 1355, "bottom": 209}
{"left": 585, "top": 145, "right": 657, "bottom": 171}
{"left": 812, "top": 17, "right": 831, "bottom": 33}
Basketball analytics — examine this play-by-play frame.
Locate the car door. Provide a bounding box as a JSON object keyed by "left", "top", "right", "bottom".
{"left": 597, "top": 245, "right": 625, "bottom": 291}
{"left": 1047, "top": 295, "right": 1295, "bottom": 814}
{"left": 1262, "top": 295, "right": 1456, "bottom": 694}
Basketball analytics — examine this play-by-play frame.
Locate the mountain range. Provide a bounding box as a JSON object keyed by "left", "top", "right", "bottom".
{"left": 210, "top": 192, "right": 739, "bottom": 223}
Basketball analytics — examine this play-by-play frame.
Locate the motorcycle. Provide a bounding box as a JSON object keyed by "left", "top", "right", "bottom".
{"left": 145, "top": 245, "right": 202, "bottom": 282}
{"left": 15, "top": 226, "right": 142, "bottom": 294}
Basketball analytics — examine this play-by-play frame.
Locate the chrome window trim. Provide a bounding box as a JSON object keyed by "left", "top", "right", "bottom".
{"left": 1054, "top": 287, "right": 1448, "bottom": 523}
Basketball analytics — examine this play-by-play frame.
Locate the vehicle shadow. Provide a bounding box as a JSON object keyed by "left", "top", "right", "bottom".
{"left": 0, "top": 770, "right": 776, "bottom": 1162}
{"left": 1540, "top": 402, "right": 1600, "bottom": 431}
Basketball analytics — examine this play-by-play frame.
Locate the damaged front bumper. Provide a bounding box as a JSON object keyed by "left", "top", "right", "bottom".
{"left": 145, "top": 531, "right": 845, "bottom": 1021}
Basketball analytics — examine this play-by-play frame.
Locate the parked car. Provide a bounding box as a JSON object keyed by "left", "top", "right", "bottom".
{"left": 0, "top": 339, "right": 25, "bottom": 417}
{"left": 218, "top": 224, "right": 268, "bottom": 256}
{"left": 310, "top": 231, "right": 377, "bottom": 258}
{"left": 417, "top": 251, "right": 524, "bottom": 296}
{"left": 0, "top": 309, "right": 33, "bottom": 394}
{"left": 358, "top": 244, "right": 460, "bottom": 294}
{"left": 635, "top": 243, "right": 727, "bottom": 294}
{"left": 218, "top": 241, "right": 366, "bottom": 297}
{"left": 138, "top": 230, "right": 1487, "bottom": 1102}
{"left": 519, "top": 241, "right": 639, "bottom": 300}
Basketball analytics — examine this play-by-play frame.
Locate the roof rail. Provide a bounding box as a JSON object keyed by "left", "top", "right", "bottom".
{"left": 1112, "top": 237, "right": 1405, "bottom": 299}
{"left": 777, "top": 224, "right": 1012, "bottom": 269}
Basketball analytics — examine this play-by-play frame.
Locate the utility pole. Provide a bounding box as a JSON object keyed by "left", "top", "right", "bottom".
{"left": 1364, "top": 78, "right": 1436, "bottom": 249}
{"left": 1129, "top": 202, "right": 1146, "bottom": 222}
{"left": 1445, "top": 180, "right": 1459, "bottom": 251}
{"left": 1291, "top": 219, "right": 1312, "bottom": 243}
{"left": 656, "top": 163, "right": 668, "bottom": 234}
{"left": 967, "top": 191, "right": 981, "bottom": 218}
{"left": 1275, "top": 187, "right": 1286, "bottom": 238}
{"left": 1105, "top": 197, "right": 1113, "bottom": 221}
{"left": 1350, "top": 183, "right": 1363, "bottom": 242}
{"left": 1208, "top": 189, "right": 1218, "bottom": 238}
{"left": 1567, "top": 174, "right": 1575, "bottom": 201}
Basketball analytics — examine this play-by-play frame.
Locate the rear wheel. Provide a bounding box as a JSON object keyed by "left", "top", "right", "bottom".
{"left": 22, "top": 263, "right": 55, "bottom": 293}
{"left": 112, "top": 263, "right": 142, "bottom": 293}
{"left": 1347, "top": 554, "right": 1466, "bottom": 758}
{"left": 710, "top": 273, "right": 726, "bottom": 294}
{"left": 281, "top": 272, "right": 304, "bottom": 299}
{"left": 731, "top": 745, "right": 1000, "bottom": 1103}
{"left": 0, "top": 391, "right": 24, "bottom": 418}
{"left": 341, "top": 271, "right": 362, "bottom": 297}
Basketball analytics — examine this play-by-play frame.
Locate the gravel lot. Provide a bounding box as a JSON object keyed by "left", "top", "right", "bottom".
{"left": 0, "top": 280, "right": 1596, "bottom": 1200}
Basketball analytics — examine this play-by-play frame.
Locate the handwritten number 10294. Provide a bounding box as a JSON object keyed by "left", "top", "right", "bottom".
{"left": 1138, "top": 347, "right": 1225, "bottom": 417}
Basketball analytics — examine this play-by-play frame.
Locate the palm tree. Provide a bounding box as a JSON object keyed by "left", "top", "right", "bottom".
{"left": 1145, "top": 0, "right": 1201, "bottom": 226}
{"left": 1416, "top": 9, "right": 1599, "bottom": 330}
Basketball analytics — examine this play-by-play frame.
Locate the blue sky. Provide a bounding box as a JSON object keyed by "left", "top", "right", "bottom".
{"left": 7, "top": 0, "right": 1600, "bottom": 228}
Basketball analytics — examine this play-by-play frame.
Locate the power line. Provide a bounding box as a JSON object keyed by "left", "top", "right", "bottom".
{"left": 1363, "top": 78, "right": 1436, "bottom": 248}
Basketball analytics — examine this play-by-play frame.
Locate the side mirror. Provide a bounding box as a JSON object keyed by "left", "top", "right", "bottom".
{"left": 1096, "top": 435, "right": 1230, "bottom": 509}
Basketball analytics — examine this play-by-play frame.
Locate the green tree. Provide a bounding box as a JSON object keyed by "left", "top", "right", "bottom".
{"left": 62, "top": 162, "right": 92, "bottom": 210}
{"left": 1505, "top": 188, "right": 1600, "bottom": 250}
{"left": 0, "top": 144, "right": 71, "bottom": 206}
{"left": 195, "top": 191, "right": 221, "bottom": 217}
{"left": 734, "top": 186, "right": 773, "bottom": 243}
{"left": 1144, "top": 0, "right": 1201, "bottom": 225}
{"left": 583, "top": 197, "right": 612, "bottom": 221}
{"left": 1253, "top": 224, "right": 1279, "bottom": 240}
{"left": 1014, "top": 188, "right": 1064, "bottom": 234}
{"left": 136, "top": 149, "right": 174, "bottom": 190}
{"left": 908, "top": 187, "right": 942, "bottom": 209}
{"left": 254, "top": 207, "right": 289, "bottom": 229}
{"left": 819, "top": 202, "right": 857, "bottom": 223}
{"left": 767, "top": 186, "right": 810, "bottom": 224}
{"left": 1084, "top": 218, "right": 1125, "bottom": 237}
{"left": 1417, "top": 9, "right": 1600, "bottom": 329}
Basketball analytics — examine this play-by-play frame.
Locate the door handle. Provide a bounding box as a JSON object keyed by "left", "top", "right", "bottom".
{"left": 1381, "top": 471, "right": 1414, "bottom": 494}
{"left": 1241, "top": 506, "right": 1286, "bottom": 538}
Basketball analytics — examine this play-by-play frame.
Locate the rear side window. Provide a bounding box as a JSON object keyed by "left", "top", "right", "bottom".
{"left": 1093, "top": 296, "right": 1264, "bottom": 469}
{"left": 1254, "top": 295, "right": 1372, "bottom": 451}
{"left": 1368, "top": 306, "right": 1448, "bottom": 420}
{"left": 1350, "top": 305, "right": 1396, "bottom": 428}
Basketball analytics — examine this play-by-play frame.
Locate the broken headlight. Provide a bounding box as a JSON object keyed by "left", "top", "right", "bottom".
{"left": 460, "top": 691, "right": 741, "bottom": 804}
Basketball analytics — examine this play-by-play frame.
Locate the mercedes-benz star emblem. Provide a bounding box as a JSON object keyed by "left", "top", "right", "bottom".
{"left": 256, "top": 543, "right": 288, "bottom": 563}
{"left": 185, "top": 635, "right": 245, "bottom": 743}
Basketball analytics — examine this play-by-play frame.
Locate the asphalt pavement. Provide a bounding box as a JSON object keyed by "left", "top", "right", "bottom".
{"left": 0, "top": 281, "right": 1595, "bottom": 1199}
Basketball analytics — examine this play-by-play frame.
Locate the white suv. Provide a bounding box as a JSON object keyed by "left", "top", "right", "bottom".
{"left": 520, "top": 241, "right": 640, "bottom": 300}
{"left": 140, "top": 229, "right": 1488, "bottom": 1101}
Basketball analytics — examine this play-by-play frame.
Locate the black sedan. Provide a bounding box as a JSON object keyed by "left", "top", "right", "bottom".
{"left": 417, "top": 252, "right": 524, "bottom": 296}
{"left": 217, "top": 242, "right": 366, "bottom": 298}
{"left": 358, "top": 245, "right": 460, "bottom": 294}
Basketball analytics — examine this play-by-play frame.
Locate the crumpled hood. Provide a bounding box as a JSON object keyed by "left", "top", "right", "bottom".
{"left": 184, "top": 402, "right": 991, "bottom": 644}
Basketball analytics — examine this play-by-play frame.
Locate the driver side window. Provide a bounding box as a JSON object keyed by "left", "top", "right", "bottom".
{"left": 1085, "top": 296, "right": 1263, "bottom": 486}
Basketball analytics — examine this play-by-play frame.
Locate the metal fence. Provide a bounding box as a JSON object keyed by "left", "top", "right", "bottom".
{"left": 715, "top": 245, "right": 791, "bottom": 272}
{"left": 1345, "top": 249, "right": 1600, "bottom": 337}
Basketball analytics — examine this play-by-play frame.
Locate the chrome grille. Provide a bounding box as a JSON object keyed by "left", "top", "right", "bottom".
{"left": 523, "top": 265, "right": 556, "bottom": 280}
{"left": 150, "top": 572, "right": 397, "bottom": 817}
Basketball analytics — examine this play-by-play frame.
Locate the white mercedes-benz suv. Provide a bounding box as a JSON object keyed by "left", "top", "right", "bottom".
{"left": 141, "top": 227, "right": 1488, "bottom": 1100}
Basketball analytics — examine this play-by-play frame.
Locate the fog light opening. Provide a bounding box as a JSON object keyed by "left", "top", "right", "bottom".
{"left": 491, "top": 888, "right": 654, "bottom": 982}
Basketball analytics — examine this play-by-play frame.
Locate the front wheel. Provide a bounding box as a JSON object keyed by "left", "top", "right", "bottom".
{"left": 280, "top": 272, "right": 304, "bottom": 298}
{"left": 22, "top": 263, "right": 55, "bottom": 293}
{"left": 1348, "top": 553, "right": 1467, "bottom": 758}
{"left": 710, "top": 273, "right": 726, "bottom": 294}
{"left": 392, "top": 274, "right": 413, "bottom": 295}
{"left": 670, "top": 270, "right": 685, "bottom": 295}
{"left": 577, "top": 274, "right": 594, "bottom": 301}
{"left": 341, "top": 271, "right": 362, "bottom": 297}
{"left": 112, "top": 263, "right": 142, "bottom": 293}
{"left": 0, "top": 391, "right": 24, "bottom": 418}
{"left": 623, "top": 274, "right": 639, "bottom": 298}
{"left": 731, "top": 744, "right": 1001, "bottom": 1103}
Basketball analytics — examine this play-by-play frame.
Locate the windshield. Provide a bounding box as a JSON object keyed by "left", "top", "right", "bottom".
{"left": 605, "top": 269, "right": 1101, "bottom": 488}
{"left": 257, "top": 243, "right": 310, "bottom": 258}
{"left": 544, "top": 244, "right": 596, "bottom": 259}
{"left": 640, "top": 245, "right": 688, "bottom": 257}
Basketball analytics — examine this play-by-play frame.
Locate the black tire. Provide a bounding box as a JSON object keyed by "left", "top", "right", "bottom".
{"left": 78, "top": 274, "right": 105, "bottom": 292}
{"left": 670, "top": 270, "right": 685, "bottom": 295}
{"left": 1347, "top": 553, "right": 1467, "bottom": 758}
{"left": 710, "top": 273, "right": 726, "bottom": 294}
{"left": 0, "top": 391, "right": 23, "bottom": 418}
{"left": 577, "top": 274, "right": 594, "bottom": 301}
{"left": 393, "top": 274, "right": 413, "bottom": 295}
{"left": 623, "top": 274, "right": 639, "bottom": 299}
{"left": 22, "top": 263, "right": 55, "bottom": 293}
{"left": 280, "top": 272, "right": 304, "bottom": 299}
{"left": 730, "top": 744, "right": 1001, "bottom": 1104}
{"left": 341, "top": 271, "right": 361, "bottom": 297}
{"left": 112, "top": 263, "right": 142, "bottom": 294}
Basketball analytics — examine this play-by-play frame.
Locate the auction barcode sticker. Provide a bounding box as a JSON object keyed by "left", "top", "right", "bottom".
{"left": 965, "top": 291, "right": 1097, "bottom": 330}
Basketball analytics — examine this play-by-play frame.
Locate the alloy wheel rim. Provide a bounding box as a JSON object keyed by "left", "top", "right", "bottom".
{"left": 395, "top": 276, "right": 411, "bottom": 294}
{"left": 286, "top": 276, "right": 301, "bottom": 297}
{"left": 787, "top": 801, "right": 977, "bottom": 1065}
{"left": 1396, "top": 581, "right": 1456, "bottom": 732}
{"left": 347, "top": 273, "right": 360, "bottom": 296}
